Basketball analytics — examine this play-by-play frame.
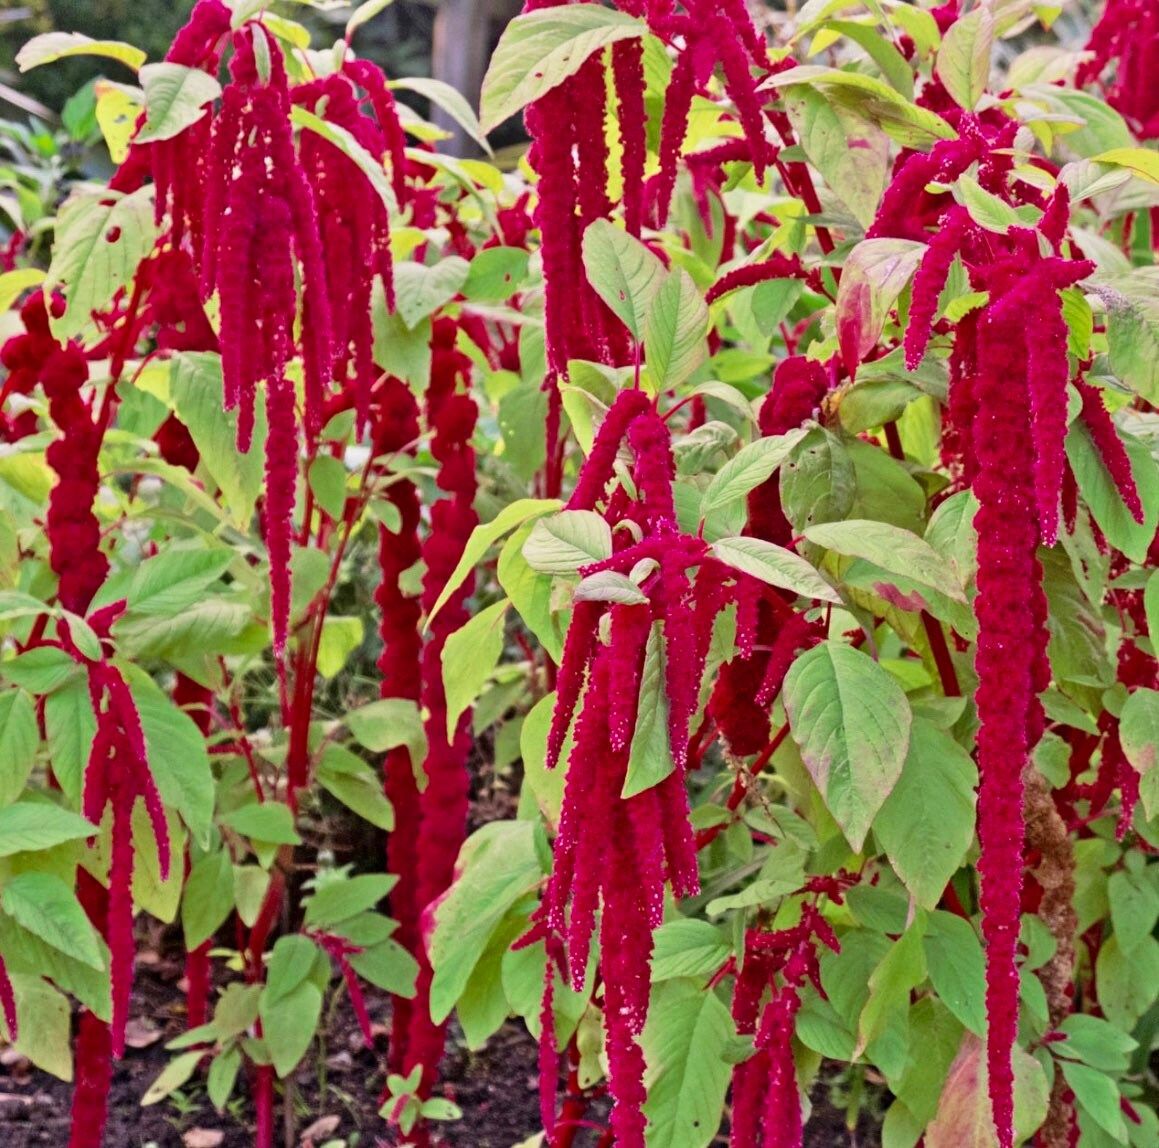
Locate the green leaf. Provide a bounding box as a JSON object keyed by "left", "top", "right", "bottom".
{"left": 644, "top": 269, "right": 709, "bottom": 389}
{"left": 519, "top": 692, "right": 567, "bottom": 827}
{"left": 479, "top": 5, "right": 645, "bottom": 133}
{"left": 783, "top": 641, "right": 913, "bottom": 852}
{"left": 170, "top": 352, "right": 266, "bottom": 528}
{"left": 119, "top": 548, "right": 234, "bottom": 615}
{"left": 1, "top": 872, "right": 104, "bottom": 970}
{"left": 624, "top": 623, "right": 674, "bottom": 799}
{"left": 0, "top": 646, "right": 79, "bottom": 694}
{"left": 522, "top": 510, "right": 613, "bottom": 573}
{"left": 642, "top": 979, "right": 735, "bottom": 1148}
{"left": 390, "top": 258, "right": 469, "bottom": 329}
{"left": 427, "top": 498, "right": 560, "bottom": 627}
{"left": 393, "top": 76, "right": 492, "bottom": 156}
{"left": 265, "top": 935, "right": 320, "bottom": 1004}
{"left": 804, "top": 517, "right": 968, "bottom": 608}
{"left": 260, "top": 980, "right": 323, "bottom": 1078}
{"left": 765, "top": 66, "right": 957, "bottom": 148}
{"left": 462, "top": 246, "right": 530, "bottom": 304}
{"left": 875, "top": 719, "right": 976, "bottom": 910}
{"left": 0, "top": 689, "right": 38, "bottom": 806}
{"left": 442, "top": 600, "right": 509, "bottom": 740}
{"left": 651, "top": 920, "right": 731, "bottom": 983}
{"left": 348, "top": 938, "right": 419, "bottom": 997}
{"left": 1065, "top": 423, "right": 1159, "bottom": 563}
{"left": 316, "top": 615, "right": 364, "bottom": 679}
{"left": 207, "top": 1045, "right": 242, "bottom": 1111}
{"left": 956, "top": 174, "right": 1023, "bottom": 234}
{"left": 1119, "top": 687, "right": 1159, "bottom": 820}
{"left": 499, "top": 522, "right": 568, "bottom": 663}
{"left": 182, "top": 849, "right": 234, "bottom": 950}
{"left": 934, "top": 6, "right": 994, "bottom": 111}
{"left": 698, "top": 427, "right": 810, "bottom": 518}
{"left": 134, "top": 63, "right": 221, "bottom": 143}
{"left": 45, "top": 185, "right": 157, "bottom": 339}
{"left": 925, "top": 1033, "right": 1049, "bottom": 1148}
{"left": 429, "top": 821, "right": 547, "bottom": 1024}
{"left": 306, "top": 875, "right": 398, "bottom": 932}
{"left": 308, "top": 454, "right": 348, "bottom": 521}
{"left": 346, "top": 0, "right": 397, "bottom": 38}
{"left": 7, "top": 975, "right": 72, "bottom": 1082}
{"left": 0, "top": 269, "right": 46, "bottom": 314}
{"left": 923, "top": 911, "right": 986, "bottom": 1036}
{"left": 1060, "top": 1061, "right": 1127, "bottom": 1143}
{"left": 835, "top": 237, "right": 925, "bottom": 375}
{"left": 1107, "top": 868, "right": 1159, "bottom": 957}
{"left": 291, "top": 105, "right": 397, "bottom": 215}
{"left": 317, "top": 744, "right": 397, "bottom": 831}
{"left": 574, "top": 571, "right": 649, "bottom": 606}
{"left": 222, "top": 801, "right": 301, "bottom": 846}
{"left": 1096, "top": 268, "right": 1159, "bottom": 406}
{"left": 582, "top": 218, "right": 667, "bottom": 341}
{"left": 142, "top": 1050, "right": 204, "bottom": 1105}
{"left": 124, "top": 665, "right": 214, "bottom": 847}
{"left": 857, "top": 919, "right": 927, "bottom": 1055}
{"left": 345, "top": 697, "right": 426, "bottom": 759}
{"left": 16, "top": 32, "right": 146, "bottom": 73}
{"left": 42, "top": 677, "right": 95, "bottom": 805}
{"left": 783, "top": 86, "right": 888, "bottom": 228}
{"left": 710, "top": 536, "right": 841, "bottom": 603}
{"left": 0, "top": 802, "right": 98, "bottom": 857}
{"left": 1055, "top": 1014, "right": 1137, "bottom": 1073}
{"left": 1096, "top": 934, "right": 1159, "bottom": 1032}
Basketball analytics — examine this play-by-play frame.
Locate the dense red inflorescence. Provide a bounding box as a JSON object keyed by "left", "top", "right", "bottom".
{"left": 1079, "top": 0, "right": 1159, "bottom": 139}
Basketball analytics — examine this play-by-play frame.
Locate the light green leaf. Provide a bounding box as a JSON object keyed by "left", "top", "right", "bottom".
{"left": 43, "top": 677, "right": 96, "bottom": 804}
{"left": 956, "top": 174, "right": 1024, "bottom": 233}
{"left": 783, "top": 641, "right": 912, "bottom": 851}
{"left": 462, "top": 246, "right": 530, "bottom": 304}
{"left": 1065, "top": 423, "right": 1158, "bottom": 563}
{"left": 16, "top": 32, "right": 146, "bottom": 73}
{"left": 392, "top": 257, "right": 470, "bottom": 329}
{"left": 222, "top": 801, "right": 301, "bottom": 846}
{"left": 765, "top": 66, "right": 958, "bottom": 148}
{"left": 317, "top": 744, "right": 396, "bottom": 830}
{"left": 429, "top": 821, "right": 547, "bottom": 1024}
{"left": 875, "top": 720, "right": 976, "bottom": 910}
{"left": 522, "top": 510, "right": 613, "bottom": 573}
{"left": 642, "top": 979, "right": 736, "bottom": 1148}
{"left": 582, "top": 218, "right": 667, "bottom": 341}
{"left": 135, "top": 63, "right": 221, "bottom": 143}
{"left": 1119, "top": 687, "right": 1159, "bottom": 820}
{"left": 346, "top": 0, "right": 397, "bottom": 38}
{"left": 427, "top": 498, "right": 560, "bottom": 627}
{"left": 442, "top": 600, "right": 509, "bottom": 740}
{"left": 624, "top": 623, "right": 675, "bottom": 799}
{"left": 1095, "top": 268, "right": 1159, "bottom": 406}
{"left": 923, "top": 911, "right": 986, "bottom": 1037}
{"left": 182, "top": 849, "right": 234, "bottom": 950}
{"left": 305, "top": 874, "right": 397, "bottom": 930}
{"left": 783, "top": 86, "right": 889, "bottom": 228}
{"left": 124, "top": 665, "right": 214, "bottom": 847}
{"left": 479, "top": 5, "right": 645, "bottom": 133}
{"left": 1, "top": 872, "right": 104, "bottom": 970}
{"left": 934, "top": 6, "right": 994, "bottom": 111}
{"left": 650, "top": 920, "right": 731, "bottom": 983}
{"left": 0, "top": 802, "right": 98, "bottom": 857}
{"left": 170, "top": 352, "right": 266, "bottom": 528}
{"left": 46, "top": 185, "right": 157, "bottom": 339}
{"left": 393, "top": 76, "right": 491, "bottom": 155}
{"left": 0, "top": 690, "right": 38, "bottom": 806}
{"left": 7, "top": 975, "right": 72, "bottom": 1081}
{"left": 119, "top": 548, "right": 234, "bottom": 615}
{"left": 710, "top": 536, "right": 841, "bottom": 603}
{"left": 698, "top": 427, "right": 810, "bottom": 518}
{"left": 644, "top": 269, "right": 709, "bottom": 389}
{"left": 260, "top": 980, "right": 323, "bottom": 1078}
{"left": 1107, "top": 868, "right": 1159, "bottom": 957}
{"left": 316, "top": 615, "right": 364, "bottom": 679}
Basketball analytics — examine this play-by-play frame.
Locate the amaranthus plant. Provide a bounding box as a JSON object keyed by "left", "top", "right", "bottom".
{"left": 0, "top": 2, "right": 1156, "bottom": 1148}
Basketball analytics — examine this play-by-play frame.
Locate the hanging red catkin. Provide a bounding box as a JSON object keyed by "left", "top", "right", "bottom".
{"left": 406, "top": 319, "right": 479, "bottom": 1094}
{"left": 1074, "top": 379, "right": 1145, "bottom": 524}
{"left": 1079, "top": 0, "right": 1159, "bottom": 139}
{"left": 970, "top": 288, "right": 1049, "bottom": 1148}
{"left": 371, "top": 376, "right": 424, "bottom": 1073}
{"left": 2, "top": 295, "right": 109, "bottom": 613}
{"left": 612, "top": 38, "right": 647, "bottom": 237}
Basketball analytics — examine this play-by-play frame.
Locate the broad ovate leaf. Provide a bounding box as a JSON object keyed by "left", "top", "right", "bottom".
{"left": 783, "top": 641, "right": 912, "bottom": 851}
